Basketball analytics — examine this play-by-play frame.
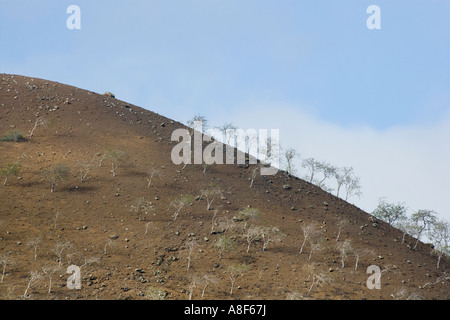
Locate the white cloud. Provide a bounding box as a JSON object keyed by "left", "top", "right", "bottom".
{"left": 218, "top": 100, "right": 450, "bottom": 222}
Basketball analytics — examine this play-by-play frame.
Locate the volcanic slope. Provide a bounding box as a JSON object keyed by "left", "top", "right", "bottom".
{"left": 0, "top": 74, "right": 448, "bottom": 300}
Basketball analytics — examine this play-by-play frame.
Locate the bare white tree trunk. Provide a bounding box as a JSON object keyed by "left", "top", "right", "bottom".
{"left": 229, "top": 278, "right": 235, "bottom": 295}
{"left": 1, "top": 265, "right": 6, "bottom": 282}
{"left": 308, "top": 277, "right": 317, "bottom": 292}
{"left": 299, "top": 238, "right": 307, "bottom": 254}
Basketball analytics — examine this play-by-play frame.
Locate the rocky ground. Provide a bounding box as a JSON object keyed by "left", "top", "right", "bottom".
{"left": 0, "top": 74, "right": 448, "bottom": 300}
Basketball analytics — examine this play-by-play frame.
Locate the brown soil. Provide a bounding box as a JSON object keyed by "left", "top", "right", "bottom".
{"left": 0, "top": 74, "right": 448, "bottom": 300}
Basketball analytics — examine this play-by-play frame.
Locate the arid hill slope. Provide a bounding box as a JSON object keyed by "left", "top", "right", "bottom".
{"left": 0, "top": 74, "right": 448, "bottom": 300}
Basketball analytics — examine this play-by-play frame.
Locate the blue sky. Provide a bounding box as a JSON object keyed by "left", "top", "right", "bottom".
{"left": 1, "top": 1, "right": 449, "bottom": 220}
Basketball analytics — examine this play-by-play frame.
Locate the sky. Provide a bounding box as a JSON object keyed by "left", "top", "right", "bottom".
{"left": 1, "top": 0, "right": 449, "bottom": 222}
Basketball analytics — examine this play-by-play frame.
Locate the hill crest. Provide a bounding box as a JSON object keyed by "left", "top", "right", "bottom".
{"left": 0, "top": 74, "right": 448, "bottom": 300}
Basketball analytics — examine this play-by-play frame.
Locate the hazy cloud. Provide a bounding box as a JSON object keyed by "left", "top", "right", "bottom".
{"left": 218, "top": 100, "right": 450, "bottom": 221}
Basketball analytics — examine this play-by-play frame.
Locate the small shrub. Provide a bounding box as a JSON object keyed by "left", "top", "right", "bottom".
{"left": 0, "top": 131, "right": 26, "bottom": 142}
{"left": 42, "top": 164, "right": 70, "bottom": 193}
{"left": 103, "top": 148, "right": 128, "bottom": 177}
{"left": 170, "top": 194, "right": 194, "bottom": 220}
{"left": 146, "top": 287, "right": 167, "bottom": 300}
{"left": 1, "top": 162, "right": 21, "bottom": 186}
{"left": 214, "top": 235, "right": 236, "bottom": 260}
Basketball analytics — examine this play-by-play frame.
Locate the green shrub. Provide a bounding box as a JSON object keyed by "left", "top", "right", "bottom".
{"left": 1, "top": 162, "right": 22, "bottom": 186}
{"left": 0, "top": 131, "right": 26, "bottom": 142}
{"left": 41, "top": 164, "right": 70, "bottom": 193}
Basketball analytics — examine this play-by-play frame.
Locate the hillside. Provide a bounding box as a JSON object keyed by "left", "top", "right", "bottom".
{"left": 0, "top": 74, "right": 448, "bottom": 300}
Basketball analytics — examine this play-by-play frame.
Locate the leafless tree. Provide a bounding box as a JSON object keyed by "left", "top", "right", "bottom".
{"left": 406, "top": 292, "right": 423, "bottom": 300}
{"left": 145, "top": 221, "right": 153, "bottom": 235}
{"left": 186, "top": 272, "right": 218, "bottom": 300}
{"left": 315, "top": 161, "right": 336, "bottom": 192}
{"left": 391, "top": 287, "right": 422, "bottom": 300}
{"left": 130, "top": 197, "right": 154, "bottom": 221}
{"left": 187, "top": 114, "right": 208, "bottom": 134}
{"left": 334, "top": 168, "right": 345, "bottom": 199}
{"left": 81, "top": 256, "right": 101, "bottom": 268}
{"left": 0, "top": 254, "right": 13, "bottom": 283}
{"left": 243, "top": 225, "right": 263, "bottom": 253}
{"left": 304, "top": 263, "right": 316, "bottom": 282}
{"left": 371, "top": 265, "right": 398, "bottom": 286}
{"left": 286, "top": 291, "right": 304, "bottom": 300}
{"left": 303, "top": 263, "right": 331, "bottom": 292}
{"left": 80, "top": 256, "right": 101, "bottom": 277}
{"left": 186, "top": 239, "right": 198, "bottom": 271}
{"left": 334, "top": 167, "right": 362, "bottom": 201}
{"left": 187, "top": 274, "right": 201, "bottom": 300}
{"left": 210, "top": 208, "right": 219, "bottom": 234}
{"left": 41, "top": 265, "right": 60, "bottom": 294}
{"left": 264, "top": 136, "right": 280, "bottom": 162}
{"left": 147, "top": 167, "right": 162, "bottom": 188}
{"left": 309, "top": 272, "right": 331, "bottom": 292}
{"left": 299, "top": 223, "right": 322, "bottom": 255}
{"left": 199, "top": 274, "right": 219, "bottom": 299}
{"left": 308, "top": 237, "right": 325, "bottom": 260}
{"left": 353, "top": 248, "right": 374, "bottom": 271}
{"left": 26, "top": 236, "right": 42, "bottom": 260}
{"left": 98, "top": 153, "right": 107, "bottom": 167}
{"left": 302, "top": 157, "right": 319, "bottom": 183}
{"left": 238, "top": 207, "right": 262, "bottom": 230}
{"left": 284, "top": 148, "right": 299, "bottom": 176}
{"left": 261, "top": 227, "right": 285, "bottom": 252}
{"left": 52, "top": 212, "right": 60, "bottom": 230}
{"left": 420, "top": 272, "right": 450, "bottom": 289}
{"left": 429, "top": 219, "right": 450, "bottom": 269}
{"left": 104, "top": 238, "right": 115, "bottom": 255}
{"left": 53, "top": 241, "right": 73, "bottom": 267}
{"left": 411, "top": 209, "right": 437, "bottom": 249}
{"left": 200, "top": 186, "right": 222, "bottom": 210}
{"left": 29, "top": 117, "right": 46, "bottom": 139}
{"left": 147, "top": 287, "right": 167, "bottom": 300}
{"left": 65, "top": 251, "right": 79, "bottom": 266}
{"left": 170, "top": 195, "right": 193, "bottom": 220}
{"left": 225, "top": 264, "right": 251, "bottom": 295}
{"left": 336, "top": 240, "right": 353, "bottom": 268}
{"left": 343, "top": 173, "right": 362, "bottom": 201}
{"left": 249, "top": 166, "right": 259, "bottom": 188}
{"left": 23, "top": 271, "right": 42, "bottom": 298}
{"left": 104, "top": 148, "right": 128, "bottom": 177}
{"left": 216, "top": 216, "right": 238, "bottom": 235}
{"left": 76, "top": 158, "right": 96, "bottom": 183}
{"left": 245, "top": 134, "right": 258, "bottom": 163}
{"left": 201, "top": 159, "right": 209, "bottom": 175}
{"left": 216, "top": 122, "right": 237, "bottom": 145}
{"left": 336, "top": 219, "right": 349, "bottom": 242}
{"left": 394, "top": 219, "right": 416, "bottom": 244}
